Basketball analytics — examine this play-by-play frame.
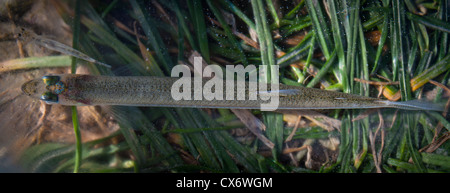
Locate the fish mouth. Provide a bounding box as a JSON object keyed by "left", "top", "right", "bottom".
{"left": 21, "top": 79, "right": 44, "bottom": 97}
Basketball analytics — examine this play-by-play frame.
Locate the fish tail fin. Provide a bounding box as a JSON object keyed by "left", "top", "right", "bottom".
{"left": 95, "top": 61, "right": 112, "bottom": 68}
{"left": 378, "top": 99, "right": 445, "bottom": 111}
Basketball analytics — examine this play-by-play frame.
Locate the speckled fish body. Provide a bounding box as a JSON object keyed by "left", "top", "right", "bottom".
{"left": 21, "top": 74, "right": 444, "bottom": 111}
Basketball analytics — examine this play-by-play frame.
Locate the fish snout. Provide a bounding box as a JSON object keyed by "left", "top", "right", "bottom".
{"left": 21, "top": 79, "right": 45, "bottom": 98}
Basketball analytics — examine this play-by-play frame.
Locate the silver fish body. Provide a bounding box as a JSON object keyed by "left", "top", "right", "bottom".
{"left": 21, "top": 74, "right": 444, "bottom": 111}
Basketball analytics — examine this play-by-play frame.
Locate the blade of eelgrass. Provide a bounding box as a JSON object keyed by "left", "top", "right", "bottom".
{"left": 199, "top": 111, "right": 262, "bottom": 172}
{"left": 285, "top": 0, "right": 305, "bottom": 19}
{"left": 277, "top": 31, "right": 314, "bottom": 67}
{"left": 250, "top": 0, "right": 274, "bottom": 72}
{"left": 20, "top": 143, "right": 74, "bottom": 172}
{"left": 407, "top": 12, "right": 450, "bottom": 34}
{"left": 158, "top": 0, "right": 196, "bottom": 54}
{"left": 120, "top": 127, "right": 146, "bottom": 172}
{"left": 71, "top": 0, "right": 81, "bottom": 74}
{"left": 303, "top": 32, "right": 316, "bottom": 75}
{"left": 165, "top": 108, "right": 225, "bottom": 171}
{"left": 421, "top": 152, "right": 450, "bottom": 170}
{"left": 130, "top": 0, "right": 173, "bottom": 74}
{"left": 346, "top": 0, "right": 361, "bottom": 91}
{"left": 70, "top": 106, "right": 81, "bottom": 173}
{"left": 390, "top": 0, "right": 404, "bottom": 83}
{"left": 305, "top": 0, "right": 331, "bottom": 59}
{"left": 338, "top": 115, "right": 354, "bottom": 172}
{"left": 223, "top": 0, "right": 256, "bottom": 31}
{"left": 410, "top": 54, "right": 450, "bottom": 91}
{"left": 206, "top": 1, "right": 248, "bottom": 66}
{"left": 358, "top": 22, "right": 370, "bottom": 95}
{"left": 405, "top": 114, "right": 427, "bottom": 172}
{"left": 353, "top": 21, "right": 371, "bottom": 171}
{"left": 175, "top": 109, "right": 222, "bottom": 170}
{"left": 392, "top": 0, "right": 413, "bottom": 101}
{"left": 386, "top": 158, "right": 420, "bottom": 172}
{"left": 371, "top": 11, "right": 389, "bottom": 74}
{"left": 412, "top": 51, "right": 432, "bottom": 77}
{"left": 252, "top": 0, "right": 268, "bottom": 68}
{"left": 251, "top": 0, "right": 284, "bottom": 160}
{"left": 169, "top": 107, "right": 263, "bottom": 172}
{"left": 306, "top": 50, "right": 337, "bottom": 88}
{"left": 111, "top": 106, "right": 182, "bottom": 169}
{"left": 416, "top": 22, "right": 430, "bottom": 52}
{"left": 100, "top": 0, "right": 119, "bottom": 18}
{"left": 20, "top": 134, "right": 131, "bottom": 172}
{"left": 382, "top": 112, "right": 406, "bottom": 167}
{"left": 0, "top": 56, "right": 71, "bottom": 73}
{"left": 407, "top": 24, "right": 419, "bottom": 75}
{"left": 437, "top": 0, "right": 448, "bottom": 60}
{"left": 187, "top": 0, "right": 210, "bottom": 63}
{"left": 80, "top": 9, "right": 148, "bottom": 75}
{"left": 328, "top": 0, "right": 348, "bottom": 93}
{"left": 361, "top": 6, "right": 386, "bottom": 30}
{"left": 55, "top": 141, "right": 130, "bottom": 172}
{"left": 278, "top": 15, "right": 311, "bottom": 36}
{"left": 427, "top": 111, "right": 450, "bottom": 132}
{"left": 71, "top": 0, "right": 82, "bottom": 173}
{"left": 266, "top": 0, "right": 280, "bottom": 27}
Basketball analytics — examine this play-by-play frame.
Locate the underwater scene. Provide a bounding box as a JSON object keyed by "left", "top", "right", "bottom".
{"left": 0, "top": 0, "right": 449, "bottom": 174}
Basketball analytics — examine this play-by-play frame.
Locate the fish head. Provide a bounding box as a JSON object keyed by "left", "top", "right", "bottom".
{"left": 21, "top": 75, "right": 64, "bottom": 104}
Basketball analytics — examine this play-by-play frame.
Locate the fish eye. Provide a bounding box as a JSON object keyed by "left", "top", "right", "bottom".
{"left": 40, "top": 92, "right": 59, "bottom": 103}
{"left": 42, "top": 76, "right": 61, "bottom": 86}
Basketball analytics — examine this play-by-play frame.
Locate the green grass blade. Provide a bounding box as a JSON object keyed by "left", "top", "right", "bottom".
{"left": 421, "top": 153, "right": 450, "bottom": 170}
{"left": 305, "top": 0, "right": 331, "bottom": 59}
{"left": 407, "top": 12, "right": 450, "bottom": 34}
{"left": 130, "top": 0, "right": 173, "bottom": 74}
{"left": 80, "top": 10, "right": 147, "bottom": 75}
{"left": 358, "top": 22, "right": 370, "bottom": 95}
{"left": 427, "top": 111, "right": 450, "bottom": 132}
{"left": 266, "top": 0, "right": 280, "bottom": 27}
{"left": 0, "top": 56, "right": 71, "bottom": 72}
{"left": 391, "top": 0, "right": 411, "bottom": 101}
{"left": 71, "top": 0, "right": 82, "bottom": 173}
{"left": 347, "top": 0, "right": 361, "bottom": 91}
{"left": 285, "top": 0, "right": 305, "bottom": 19}
{"left": 71, "top": 106, "right": 82, "bottom": 173}
{"left": 223, "top": 0, "right": 256, "bottom": 31}
{"left": 207, "top": 1, "right": 248, "bottom": 66}
{"left": 328, "top": 0, "right": 348, "bottom": 93}
{"left": 306, "top": 50, "right": 337, "bottom": 88}
{"left": 251, "top": 0, "right": 284, "bottom": 161}
{"left": 187, "top": 0, "right": 210, "bottom": 63}
{"left": 405, "top": 114, "right": 427, "bottom": 172}
{"left": 160, "top": 0, "right": 197, "bottom": 53}
{"left": 371, "top": 11, "right": 389, "bottom": 74}
{"left": 277, "top": 31, "right": 313, "bottom": 67}
{"left": 303, "top": 32, "right": 316, "bottom": 75}
{"left": 120, "top": 127, "right": 146, "bottom": 172}
{"left": 411, "top": 55, "right": 450, "bottom": 91}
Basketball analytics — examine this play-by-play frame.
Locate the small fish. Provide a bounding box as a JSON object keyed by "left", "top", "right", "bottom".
{"left": 16, "top": 27, "right": 111, "bottom": 68}
{"left": 21, "top": 74, "right": 444, "bottom": 111}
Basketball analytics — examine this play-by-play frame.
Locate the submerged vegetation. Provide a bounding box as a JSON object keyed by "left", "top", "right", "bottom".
{"left": 2, "top": 0, "right": 449, "bottom": 173}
